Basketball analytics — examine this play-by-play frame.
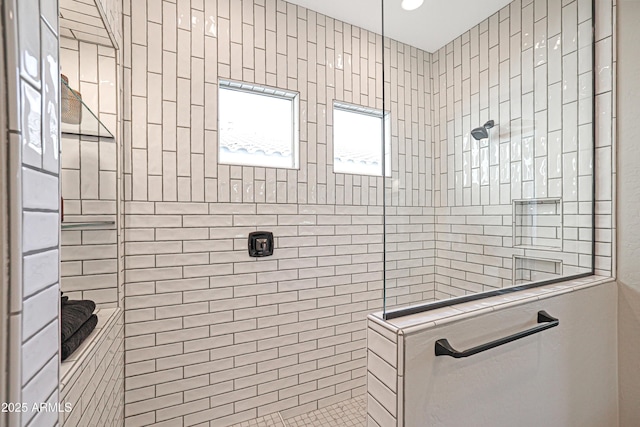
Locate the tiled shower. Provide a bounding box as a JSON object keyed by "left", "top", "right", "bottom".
{"left": 1, "top": 0, "right": 618, "bottom": 426}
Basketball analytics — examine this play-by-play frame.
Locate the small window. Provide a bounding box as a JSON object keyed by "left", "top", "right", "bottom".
{"left": 218, "top": 80, "right": 299, "bottom": 169}
{"left": 333, "top": 102, "right": 391, "bottom": 177}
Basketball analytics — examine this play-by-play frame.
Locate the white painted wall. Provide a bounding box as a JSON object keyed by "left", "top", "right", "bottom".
{"left": 616, "top": 1, "right": 640, "bottom": 425}
{"left": 399, "top": 282, "right": 618, "bottom": 427}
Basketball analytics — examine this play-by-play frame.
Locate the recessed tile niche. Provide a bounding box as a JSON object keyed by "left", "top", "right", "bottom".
{"left": 512, "top": 255, "right": 563, "bottom": 285}
{"left": 512, "top": 198, "right": 563, "bottom": 251}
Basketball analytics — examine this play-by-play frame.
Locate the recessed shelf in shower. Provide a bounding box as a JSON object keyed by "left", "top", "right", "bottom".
{"left": 61, "top": 221, "right": 116, "bottom": 230}
{"left": 512, "top": 255, "right": 563, "bottom": 286}
{"left": 512, "top": 198, "right": 563, "bottom": 251}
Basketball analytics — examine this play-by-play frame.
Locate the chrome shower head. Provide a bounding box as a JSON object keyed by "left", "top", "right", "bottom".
{"left": 470, "top": 120, "right": 496, "bottom": 140}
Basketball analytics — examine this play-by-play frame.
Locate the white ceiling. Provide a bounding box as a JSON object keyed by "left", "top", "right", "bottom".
{"left": 285, "top": 0, "right": 513, "bottom": 53}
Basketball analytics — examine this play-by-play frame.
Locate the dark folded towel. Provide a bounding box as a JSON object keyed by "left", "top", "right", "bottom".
{"left": 61, "top": 314, "right": 98, "bottom": 361}
{"left": 61, "top": 300, "right": 96, "bottom": 342}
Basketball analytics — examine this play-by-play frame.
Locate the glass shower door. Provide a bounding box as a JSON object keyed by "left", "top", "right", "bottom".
{"left": 381, "top": 0, "right": 595, "bottom": 318}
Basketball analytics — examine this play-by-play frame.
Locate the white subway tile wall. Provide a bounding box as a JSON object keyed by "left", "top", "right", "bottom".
{"left": 96, "top": 0, "right": 124, "bottom": 48}
{"left": 124, "top": 2, "right": 432, "bottom": 206}
{"left": 366, "top": 318, "right": 401, "bottom": 427}
{"left": 383, "top": 206, "right": 435, "bottom": 309}
{"left": 60, "top": 37, "right": 120, "bottom": 307}
{"left": 4, "top": 0, "right": 60, "bottom": 426}
{"left": 122, "top": 0, "right": 433, "bottom": 424}
{"left": 427, "top": 0, "right": 611, "bottom": 301}
{"left": 594, "top": 0, "right": 616, "bottom": 277}
{"left": 122, "top": 202, "right": 387, "bottom": 425}
{"left": 121, "top": 0, "right": 617, "bottom": 424}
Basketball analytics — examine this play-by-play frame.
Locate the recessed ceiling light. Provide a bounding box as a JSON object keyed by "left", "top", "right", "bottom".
{"left": 401, "top": 0, "right": 424, "bottom": 11}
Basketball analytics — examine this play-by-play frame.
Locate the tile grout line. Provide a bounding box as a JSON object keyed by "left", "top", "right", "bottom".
{"left": 277, "top": 411, "right": 288, "bottom": 427}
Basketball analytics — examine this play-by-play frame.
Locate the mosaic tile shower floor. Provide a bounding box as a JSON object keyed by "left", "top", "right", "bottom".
{"left": 229, "top": 395, "right": 367, "bottom": 427}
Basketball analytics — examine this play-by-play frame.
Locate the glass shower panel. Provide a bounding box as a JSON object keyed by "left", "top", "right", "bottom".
{"left": 382, "top": 0, "right": 594, "bottom": 317}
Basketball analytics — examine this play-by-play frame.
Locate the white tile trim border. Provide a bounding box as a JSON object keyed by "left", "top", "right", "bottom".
{"left": 369, "top": 275, "right": 614, "bottom": 335}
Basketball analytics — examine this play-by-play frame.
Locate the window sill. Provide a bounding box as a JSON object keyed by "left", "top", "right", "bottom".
{"left": 60, "top": 307, "right": 121, "bottom": 391}
{"left": 369, "top": 275, "right": 614, "bottom": 335}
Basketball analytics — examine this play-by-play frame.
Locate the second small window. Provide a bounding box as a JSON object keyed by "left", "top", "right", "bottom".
{"left": 333, "top": 102, "right": 391, "bottom": 177}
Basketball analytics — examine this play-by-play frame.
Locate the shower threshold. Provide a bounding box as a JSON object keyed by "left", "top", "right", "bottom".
{"left": 229, "top": 395, "right": 366, "bottom": 427}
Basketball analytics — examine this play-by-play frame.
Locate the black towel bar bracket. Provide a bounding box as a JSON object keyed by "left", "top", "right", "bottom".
{"left": 434, "top": 310, "right": 559, "bottom": 358}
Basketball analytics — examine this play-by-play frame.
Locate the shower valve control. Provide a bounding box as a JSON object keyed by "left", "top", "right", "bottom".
{"left": 248, "top": 231, "right": 274, "bottom": 257}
